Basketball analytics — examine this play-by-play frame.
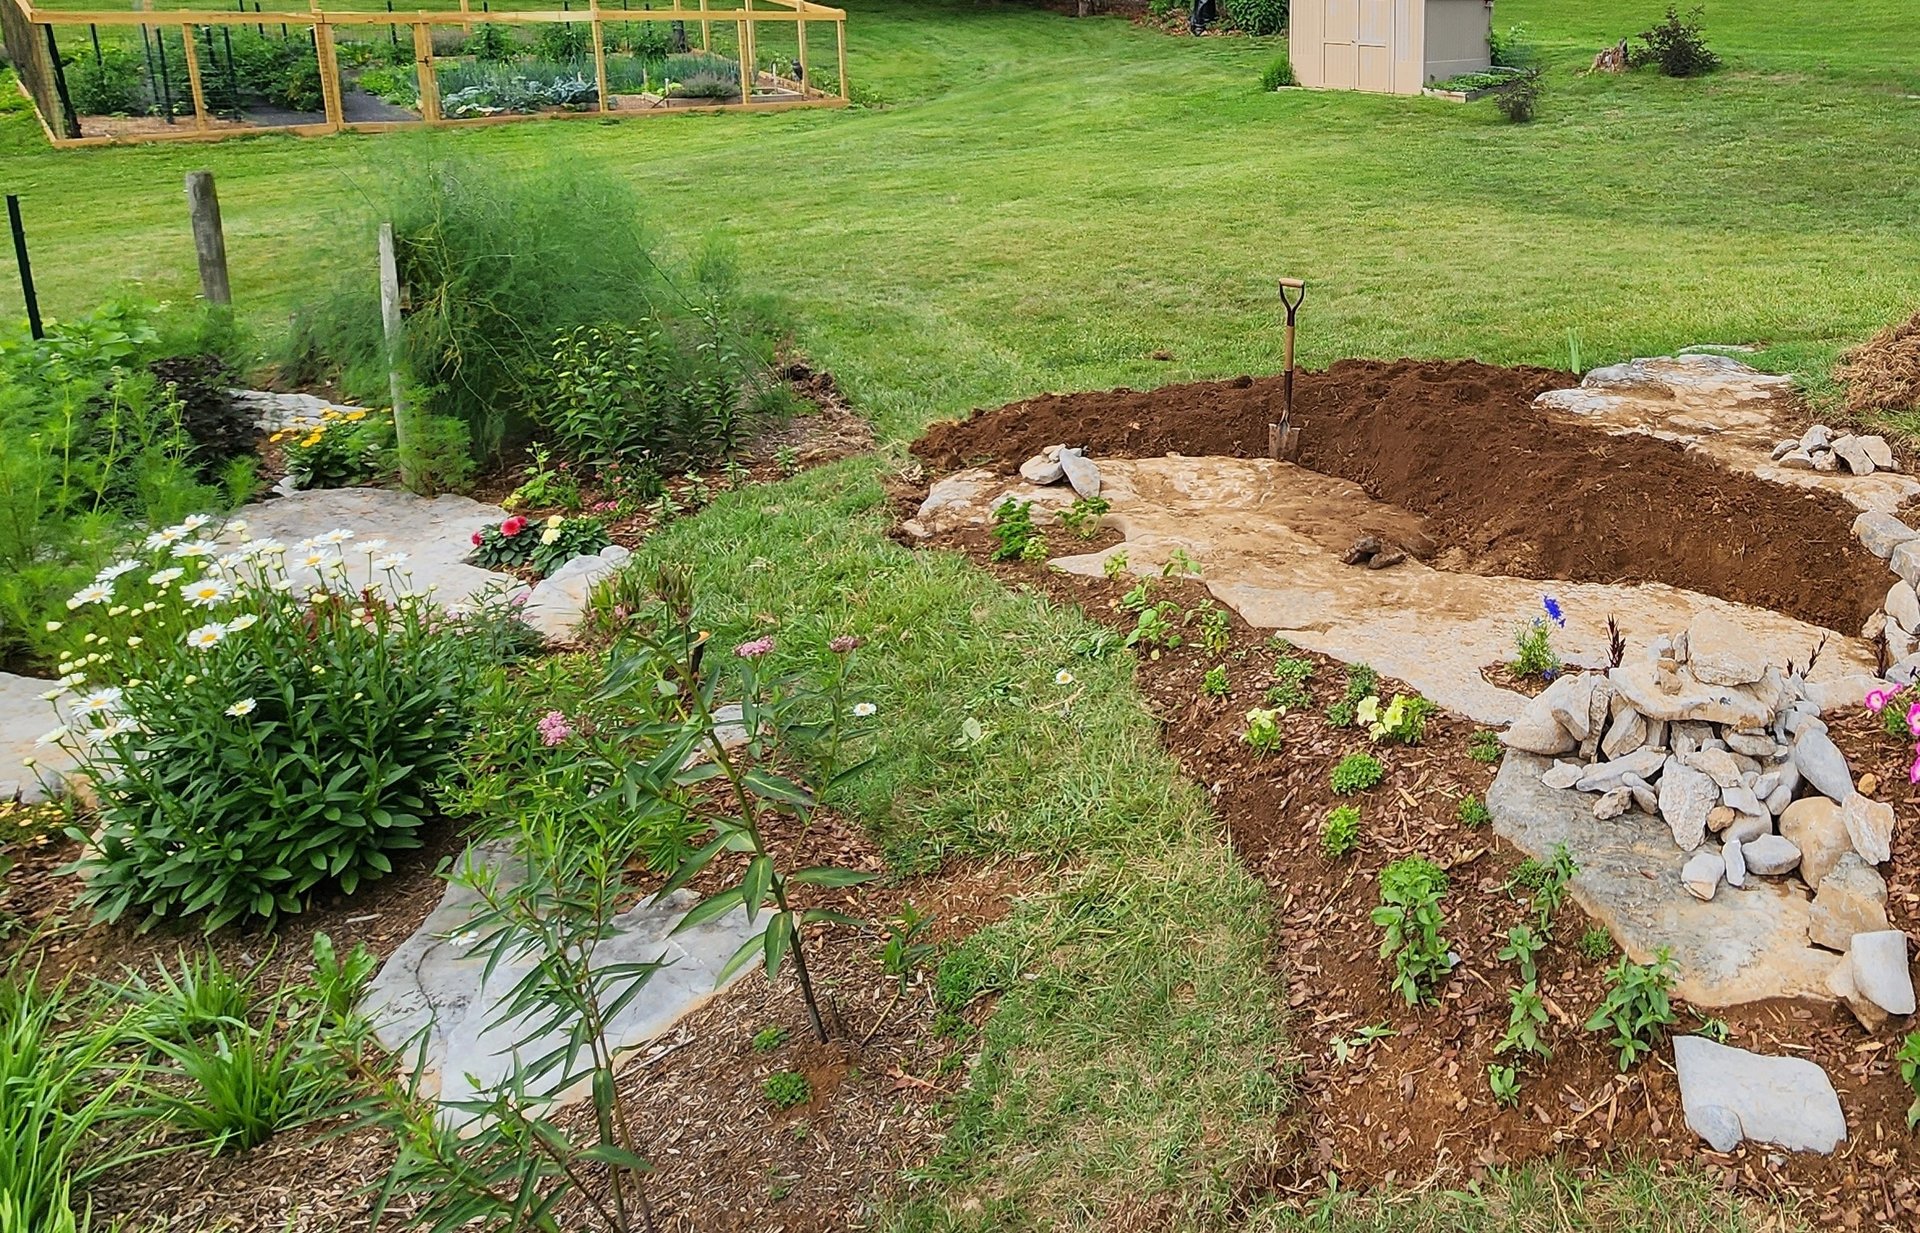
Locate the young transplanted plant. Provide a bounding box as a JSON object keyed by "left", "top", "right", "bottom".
{"left": 1371, "top": 857, "right": 1451, "bottom": 1005}
{"left": 1513, "top": 595, "right": 1565, "bottom": 679}
{"left": 1585, "top": 948, "right": 1677, "bottom": 1070}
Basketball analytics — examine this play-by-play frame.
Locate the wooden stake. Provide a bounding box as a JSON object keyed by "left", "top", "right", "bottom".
{"left": 179, "top": 23, "right": 209, "bottom": 129}
{"left": 736, "top": 19, "right": 749, "bottom": 102}
{"left": 377, "top": 221, "right": 417, "bottom": 492}
{"left": 411, "top": 21, "right": 440, "bottom": 121}
{"left": 312, "top": 13, "right": 344, "bottom": 131}
{"left": 589, "top": 0, "right": 608, "bottom": 112}
{"left": 835, "top": 17, "right": 846, "bottom": 99}
{"left": 698, "top": 0, "right": 709, "bottom": 49}
{"left": 184, "top": 170, "right": 231, "bottom": 305}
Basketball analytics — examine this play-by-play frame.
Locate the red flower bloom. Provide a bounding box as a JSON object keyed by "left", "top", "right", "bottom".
{"left": 471, "top": 531, "right": 483, "bottom": 546}
{"left": 500, "top": 516, "right": 528, "bottom": 538}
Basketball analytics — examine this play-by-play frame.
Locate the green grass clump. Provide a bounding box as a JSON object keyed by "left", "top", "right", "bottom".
{"left": 1320, "top": 805, "right": 1361, "bottom": 858}
{"left": 1331, "top": 751, "right": 1385, "bottom": 795}
{"left": 1579, "top": 926, "right": 1618, "bottom": 961}
{"left": 1456, "top": 795, "right": 1492, "bottom": 828}
{"left": 1469, "top": 729, "right": 1505, "bottom": 763}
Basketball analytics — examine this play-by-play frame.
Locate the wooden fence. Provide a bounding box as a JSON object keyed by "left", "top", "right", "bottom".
{"left": 3, "top": 0, "right": 847, "bottom": 147}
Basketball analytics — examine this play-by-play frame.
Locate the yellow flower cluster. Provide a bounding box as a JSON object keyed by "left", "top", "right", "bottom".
{"left": 269, "top": 406, "right": 374, "bottom": 449}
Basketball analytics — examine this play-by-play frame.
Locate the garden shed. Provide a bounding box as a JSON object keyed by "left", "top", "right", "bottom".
{"left": 1289, "top": 0, "right": 1491, "bottom": 94}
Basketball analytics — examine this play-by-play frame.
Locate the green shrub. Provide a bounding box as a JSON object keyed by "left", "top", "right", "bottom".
{"left": 1359, "top": 692, "right": 1436, "bottom": 745}
{"left": 1632, "top": 5, "right": 1719, "bottom": 77}
{"left": 1493, "top": 67, "right": 1542, "bottom": 123}
{"left": 1058, "top": 495, "right": 1110, "bottom": 539}
{"left": 1201, "top": 665, "right": 1229, "bottom": 698}
{"left": 1585, "top": 950, "right": 1677, "bottom": 1070}
{"left": 65, "top": 45, "right": 145, "bottom": 115}
{"left": 470, "top": 513, "right": 612, "bottom": 578}
{"left": 284, "top": 152, "right": 773, "bottom": 461}
{"left": 1258, "top": 53, "right": 1295, "bottom": 90}
{"left": 1370, "top": 857, "right": 1451, "bottom": 1004}
{"left": 1487, "top": 22, "right": 1534, "bottom": 68}
{"left": 664, "top": 50, "right": 741, "bottom": 99}
{"left": 466, "top": 22, "right": 517, "bottom": 62}
{"left": 1224, "top": 0, "right": 1287, "bottom": 37}
{"left": 1330, "top": 751, "right": 1384, "bottom": 795}
{"left": 146, "top": 354, "right": 257, "bottom": 482}
{"left": 1320, "top": 805, "right": 1360, "bottom": 858}
{"left": 990, "top": 499, "right": 1041, "bottom": 563}
{"left": 534, "top": 318, "right": 748, "bottom": 472}
{"left": 118, "top": 950, "right": 254, "bottom": 1042}
{"left": 1512, "top": 618, "right": 1561, "bottom": 678}
{"left": 533, "top": 20, "right": 591, "bottom": 60}
{"left": 275, "top": 406, "right": 391, "bottom": 490}
{"left": 62, "top": 524, "right": 520, "bottom": 930}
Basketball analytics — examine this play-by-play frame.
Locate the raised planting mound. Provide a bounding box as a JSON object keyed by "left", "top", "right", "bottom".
{"left": 1836, "top": 308, "right": 1920, "bottom": 415}
{"left": 912, "top": 358, "right": 1887, "bottom": 633}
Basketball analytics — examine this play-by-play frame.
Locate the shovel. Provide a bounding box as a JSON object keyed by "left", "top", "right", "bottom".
{"left": 1268, "top": 278, "right": 1305, "bottom": 461}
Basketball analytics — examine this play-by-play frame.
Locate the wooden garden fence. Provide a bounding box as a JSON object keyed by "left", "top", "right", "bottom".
{"left": 3, "top": 0, "right": 847, "bottom": 147}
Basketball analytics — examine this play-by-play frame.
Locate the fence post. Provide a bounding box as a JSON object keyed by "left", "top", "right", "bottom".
{"left": 377, "top": 222, "right": 418, "bottom": 493}
{"left": 410, "top": 22, "right": 441, "bottom": 122}
{"left": 836, "top": 17, "right": 846, "bottom": 100}
{"left": 589, "top": 0, "right": 609, "bottom": 113}
{"left": 179, "top": 22, "right": 210, "bottom": 129}
{"left": 184, "top": 171, "right": 232, "bottom": 306}
{"left": 6, "top": 196, "right": 43, "bottom": 342}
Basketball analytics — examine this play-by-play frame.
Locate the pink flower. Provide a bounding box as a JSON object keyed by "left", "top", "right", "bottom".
{"left": 1910, "top": 750, "right": 1920, "bottom": 785}
{"left": 501, "top": 516, "right": 528, "bottom": 538}
{"left": 829, "top": 635, "right": 861, "bottom": 654}
{"left": 471, "top": 531, "right": 483, "bottom": 546}
{"left": 1906, "top": 700, "right": 1920, "bottom": 738}
{"left": 1865, "top": 686, "right": 1902, "bottom": 713}
{"left": 734, "top": 636, "right": 775, "bottom": 660}
{"left": 537, "top": 710, "right": 573, "bottom": 746}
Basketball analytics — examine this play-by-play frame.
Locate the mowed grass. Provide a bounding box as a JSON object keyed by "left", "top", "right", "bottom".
{"left": 4, "top": 0, "right": 1919, "bottom": 438}
{"left": 5, "top": 3, "right": 1904, "bottom": 1227}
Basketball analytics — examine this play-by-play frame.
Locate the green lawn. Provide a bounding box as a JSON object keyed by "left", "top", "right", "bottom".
{"left": 5, "top": 0, "right": 1918, "bottom": 438}
{"left": 6, "top": 2, "right": 1910, "bottom": 1227}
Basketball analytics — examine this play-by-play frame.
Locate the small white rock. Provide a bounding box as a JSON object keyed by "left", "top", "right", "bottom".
{"left": 1681, "top": 849, "right": 1724, "bottom": 901}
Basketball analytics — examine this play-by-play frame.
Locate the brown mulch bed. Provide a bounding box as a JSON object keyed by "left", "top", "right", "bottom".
{"left": 915, "top": 515, "right": 1920, "bottom": 1228}
{"left": 909, "top": 358, "right": 1886, "bottom": 634}
{"left": 8, "top": 800, "right": 1028, "bottom": 1232}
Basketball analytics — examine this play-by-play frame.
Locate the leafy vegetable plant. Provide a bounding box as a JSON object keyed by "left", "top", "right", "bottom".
{"left": 990, "top": 499, "right": 1041, "bottom": 563}
{"left": 1243, "top": 707, "right": 1282, "bottom": 754}
{"left": 1201, "top": 665, "right": 1229, "bottom": 698}
{"left": 1058, "top": 495, "right": 1110, "bottom": 539}
{"left": 1320, "top": 805, "right": 1360, "bottom": 858}
{"left": 1370, "top": 857, "right": 1451, "bottom": 1005}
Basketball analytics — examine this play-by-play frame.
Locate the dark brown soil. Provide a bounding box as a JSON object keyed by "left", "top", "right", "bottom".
{"left": 919, "top": 524, "right": 1920, "bottom": 1228}
{"left": 911, "top": 359, "right": 1886, "bottom": 633}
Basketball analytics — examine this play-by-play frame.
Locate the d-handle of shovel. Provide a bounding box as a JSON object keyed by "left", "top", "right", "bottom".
{"left": 1278, "top": 278, "right": 1305, "bottom": 373}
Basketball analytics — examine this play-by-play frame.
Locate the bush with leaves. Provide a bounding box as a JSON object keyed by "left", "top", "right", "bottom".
{"left": 1223, "top": 0, "right": 1286, "bottom": 36}
{"left": 1330, "top": 750, "right": 1384, "bottom": 795}
{"left": 1320, "top": 805, "right": 1360, "bottom": 858}
{"left": 1371, "top": 857, "right": 1451, "bottom": 1004}
{"left": 1058, "top": 495, "right": 1110, "bottom": 539}
{"left": 1585, "top": 949, "right": 1677, "bottom": 1070}
{"left": 66, "top": 43, "right": 146, "bottom": 115}
{"left": 990, "top": 499, "right": 1042, "bottom": 563}
{"left": 1493, "top": 67, "right": 1542, "bottom": 123}
{"left": 60, "top": 521, "right": 526, "bottom": 930}
{"left": 274, "top": 406, "right": 393, "bottom": 490}
{"left": 134, "top": 991, "right": 338, "bottom": 1154}
{"left": 1259, "top": 53, "right": 1295, "bottom": 90}
{"left": 764, "top": 1070, "right": 811, "bottom": 1109}
{"left": 1632, "top": 5, "right": 1719, "bottom": 77}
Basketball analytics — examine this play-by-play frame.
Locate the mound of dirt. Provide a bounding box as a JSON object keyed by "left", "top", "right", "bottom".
{"left": 1835, "top": 310, "right": 1920, "bottom": 414}
{"left": 912, "top": 359, "right": 1886, "bottom": 633}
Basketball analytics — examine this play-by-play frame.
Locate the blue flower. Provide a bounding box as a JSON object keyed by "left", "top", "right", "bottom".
{"left": 1542, "top": 595, "right": 1566, "bottom": 628}
{"left": 1541, "top": 668, "right": 1558, "bottom": 681}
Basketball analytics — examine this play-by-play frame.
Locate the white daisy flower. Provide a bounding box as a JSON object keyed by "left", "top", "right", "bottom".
{"left": 225, "top": 698, "right": 257, "bottom": 717}
{"left": 181, "top": 578, "right": 233, "bottom": 608}
{"left": 35, "top": 725, "right": 68, "bottom": 746}
{"left": 96, "top": 559, "right": 140, "bottom": 582}
{"left": 852, "top": 701, "right": 878, "bottom": 718}
{"left": 170, "top": 540, "right": 216, "bottom": 559}
{"left": 99, "top": 715, "right": 137, "bottom": 739}
{"left": 181, "top": 513, "right": 211, "bottom": 531}
{"left": 372, "top": 552, "right": 410, "bottom": 571}
{"left": 143, "top": 526, "right": 187, "bottom": 550}
{"left": 225, "top": 613, "right": 259, "bottom": 632}
{"left": 66, "top": 583, "right": 112, "bottom": 609}
{"left": 246, "top": 538, "right": 287, "bottom": 557}
{"left": 317, "top": 528, "right": 354, "bottom": 545}
{"left": 55, "top": 672, "right": 83, "bottom": 689}
{"left": 184, "top": 623, "right": 228, "bottom": 650}
{"left": 74, "top": 687, "right": 122, "bottom": 715}
{"left": 357, "top": 538, "right": 389, "bottom": 555}
{"left": 1055, "top": 669, "right": 1076, "bottom": 686}
{"left": 222, "top": 518, "right": 248, "bottom": 537}
{"left": 216, "top": 552, "right": 249, "bottom": 571}
{"left": 148, "top": 567, "right": 185, "bottom": 587}
{"left": 296, "top": 550, "right": 330, "bottom": 570}
{"left": 38, "top": 686, "right": 64, "bottom": 701}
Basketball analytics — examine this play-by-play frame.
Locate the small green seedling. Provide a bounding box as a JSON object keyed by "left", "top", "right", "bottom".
{"left": 1125, "top": 602, "right": 1183, "bottom": 651}
{"left": 990, "top": 499, "right": 1041, "bottom": 563}
{"left": 751, "top": 1026, "right": 789, "bottom": 1053}
{"left": 764, "top": 1070, "right": 811, "bottom": 1109}
{"left": 1320, "top": 805, "right": 1361, "bottom": 858}
{"left": 1371, "top": 857, "right": 1451, "bottom": 1005}
{"left": 1487, "top": 1063, "right": 1521, "bottom": 1107}
{"left": 1512, "top": 619, "right": 1561, "bottom": 679}
{"left": 1103, "top": 550, "right": 1129, "bottom": 581}
{"left": 1161, "top": 548, "right": 1200, "bottom": 577}
{"left": 1694, "top": 1016, "right": 1731, "bottom": 1044}
{"left": 1329, "top": 1022, "right": 1394, "bottom": 1065}
{"left": 1578, "top": 927, "right": 1616, "bottom": 961}
{"left": 1330, "top": 751, "right": 1384, "bottom": 796}
{"left": 1243, "top": 707, "right": 1283, "bottom": 754}
{"left": 1189, "top": 602, "right": 1232, "bottom": 655}
{"left": 1456, "top": 795, "right": 1491, "bottom": 828}
{"left": 1120, "top": 578, "right": 1154, "bottom": 612}
{"left": 1058, "top": 495, "right": 1111, "bottom": 539}
{"left": 1357, "top": 693, "right": 1437, "bottom": 746}
{"left": 1898, "top": 1030, "right": 1920, "bottom": 1129}
{"left": 1585, "top": 949, "right": 1677, "bottom": 1071}
{"left": 1267, "top": 654, "right": 1313, "bottom": 709}
{"left": 1201, "top": 665, "right": 1230, "bottom": 698}
{"left": 1468, "top": 729, "right": 1503, "bottom": 763}
{"left": 1326, "top": 664, "right": 1380, "bottom": 728}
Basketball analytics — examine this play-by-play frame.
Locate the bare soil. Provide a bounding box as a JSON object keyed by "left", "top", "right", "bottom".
{"left": 911, "top": 359, "right": 1886, "bottom": 633}
{"left": 912, "top": 517, "right": 1920, "bottom": 1229}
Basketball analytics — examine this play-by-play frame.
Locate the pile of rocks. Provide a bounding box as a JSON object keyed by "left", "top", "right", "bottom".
{"left": 1771, "top": 424, "right": 1897, "bottom": 477}
{"left": 1854, "top": 510, "right": 1920, "bottom": 682}
{"left": 1018, "top": 445, "right": 1103, "bottom": 499}
{"left": 1502, "top": 607, "right": 1914, "bottom": 1026}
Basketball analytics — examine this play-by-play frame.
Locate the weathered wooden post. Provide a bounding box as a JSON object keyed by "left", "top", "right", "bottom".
{"left": 184, "top": 171, "right": 232, "bottom": 306}
{"left": 377, "top": 222, "right": 418, "bottom": 492}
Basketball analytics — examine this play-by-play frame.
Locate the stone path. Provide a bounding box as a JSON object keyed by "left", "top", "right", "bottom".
{"left": 912, "top": 456, "right": 1875, "bottom": 726}
{"left": 361, "top": 841, "right": 756, "bottom": 1125}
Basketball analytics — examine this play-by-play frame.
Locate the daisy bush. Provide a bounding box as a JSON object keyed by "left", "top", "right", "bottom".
{"left": 52, "top": 516, "right": 522, "bottom": 931}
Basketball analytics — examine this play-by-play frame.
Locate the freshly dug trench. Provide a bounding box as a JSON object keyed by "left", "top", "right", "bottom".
{"left": 913, "top": 359, "right": 1885, "bottom": 633}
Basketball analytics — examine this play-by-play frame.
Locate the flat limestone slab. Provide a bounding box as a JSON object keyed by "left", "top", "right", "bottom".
{"left": 1489, "top": 753, "right": 1838, "bottom": 1007}
{"left": 0, "top": 673, "right": 71, "bottom": 802}
{"left": 919, "top": 459, "right": 1874, "bottom": 725}
{"left": 227, "top": 487, "right": 522, "bottom": 611}
{"left": 1535, "top": 354, "right": 1920, "bottom": 516}
{"left": 362, "top": 841, "right": 757, "bottom": 1124}
{"left": 1673, "top": 1034, "right": 1846, "bottom": 1153}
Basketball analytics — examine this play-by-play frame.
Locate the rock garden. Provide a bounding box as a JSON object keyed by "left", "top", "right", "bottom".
{"left": 903, "top": 347, "right": 1920, "bottom": 1223}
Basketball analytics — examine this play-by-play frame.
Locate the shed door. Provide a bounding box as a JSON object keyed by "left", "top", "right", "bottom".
{"left": 1356, "top": 0, "right": 1392, "bottom": 91}
{"left": 1321, "top": 0, "right": 1358, "bottom": 89}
